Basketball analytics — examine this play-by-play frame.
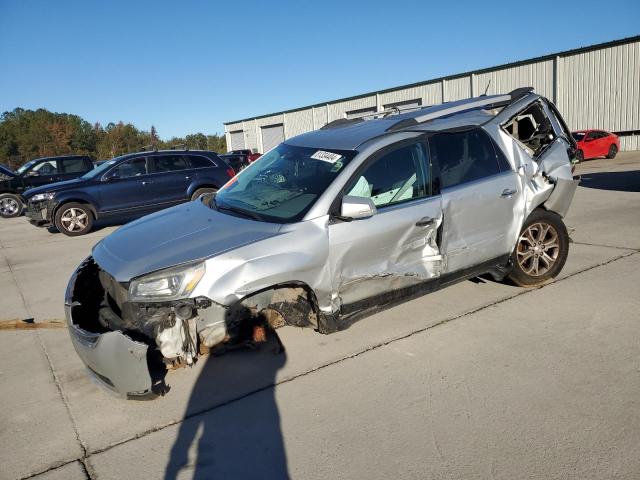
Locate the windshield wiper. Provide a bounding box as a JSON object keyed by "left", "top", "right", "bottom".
{"left": 216, "top": 203, "right": 263, "bottom": 221}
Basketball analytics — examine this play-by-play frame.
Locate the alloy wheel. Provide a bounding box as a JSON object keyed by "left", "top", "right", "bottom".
{"left": 0, "top": 197, "right": 20, "bottom": 216}
{"left": 60, "top": 207, "right": 89, "bottom": 232}
{"left": 516, "top": 222, "right": 560, "bottom": 276}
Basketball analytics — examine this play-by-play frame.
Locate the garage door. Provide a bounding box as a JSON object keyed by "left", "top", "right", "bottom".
{"left": 261, "top": 124, "right": 284, "bottom": 152}
{"left": 229, "top": 130, "right": 245, "bottom": 150}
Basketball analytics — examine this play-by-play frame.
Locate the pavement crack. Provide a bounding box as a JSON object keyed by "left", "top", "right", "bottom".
{"left": 572, "top": 240, "right": 639, "bottom": 251}
{"left": 81, "top": 249, "right": 639, "bottom": 460}
{"left": 35, "top": 328, "right": 94, "bottom": 479}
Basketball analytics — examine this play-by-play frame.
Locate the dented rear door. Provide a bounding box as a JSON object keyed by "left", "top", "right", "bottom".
{"left": 327, "top": 140, "right": 442, "bottom": 310}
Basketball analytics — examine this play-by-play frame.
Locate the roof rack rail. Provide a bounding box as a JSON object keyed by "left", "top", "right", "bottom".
{"left": 172, "top": 143, "right": 188, "bottom": 150}
{"left": 386, "top": 87, "right": 535, "bottom": 132}
{"left": 141, "top": 144, "right": 158, "bottom": 152}
{"left": 321, "top": 103, "right": 429, "bottom": 130}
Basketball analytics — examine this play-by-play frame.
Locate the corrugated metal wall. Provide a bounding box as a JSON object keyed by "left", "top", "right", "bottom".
{"left": 225, "top": 37, "right": 639, "bottom": 152}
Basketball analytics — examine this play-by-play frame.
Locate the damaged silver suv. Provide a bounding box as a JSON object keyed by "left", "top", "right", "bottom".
{"left": 65, "top": 88, "right": 580, "bottom": 397}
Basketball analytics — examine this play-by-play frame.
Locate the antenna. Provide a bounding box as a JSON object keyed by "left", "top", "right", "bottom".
{"left": 482, "top": 79, "right": 491, "bottom": 96}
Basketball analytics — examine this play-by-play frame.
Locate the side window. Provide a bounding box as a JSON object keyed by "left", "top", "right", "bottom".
{"left": 585, "top": 131, "right": 597, "bottom": 140}
{"left": 429, "top": 130, "right": 500, "bottom": 189}
{"left": 110, "top": 157, "right": 147, "bottom": 179}
{"left": 32, "top": 160, "right": 58, "bottom": 176}
{"left": 503, "top": 101, "right": 557, "bottom": 157}
{"left": 188, "top": 155, "right": 215, "bottom": 168}
{"left": 152, "top": 155, "right": 189, "bottom": 173}
{"left": 346, "top": 142, "right": 429, "bottom": 208}
{"left": 491, "top": 139, "right": 512, "bottom": 172}
{"left": 60, "top": 158, "right": 88, "bottom": 173}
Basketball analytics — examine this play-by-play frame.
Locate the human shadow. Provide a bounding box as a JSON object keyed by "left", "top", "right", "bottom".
{"left": 165, "top": 330, "right": 290, "bottom": 480}
{"left": 579, "top": 170, "right": 640, "bottom": 193}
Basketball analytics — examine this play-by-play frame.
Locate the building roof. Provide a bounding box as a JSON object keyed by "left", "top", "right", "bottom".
{"left": 224, "top": 34, "right": 640, "bottom": 126}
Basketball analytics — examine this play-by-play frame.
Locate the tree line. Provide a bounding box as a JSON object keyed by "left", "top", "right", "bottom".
{"left": 0, "top": 108, "right": 227, "bottom": 170}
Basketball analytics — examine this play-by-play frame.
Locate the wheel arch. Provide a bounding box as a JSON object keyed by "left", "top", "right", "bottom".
{"left": 187, "top": 183, "right": 219, "bottom": 198}
{"left": 53, "top": 198, "right": 98, "bottom": 220}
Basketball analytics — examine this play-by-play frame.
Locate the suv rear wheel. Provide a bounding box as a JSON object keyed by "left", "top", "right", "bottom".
{"left": 54, "top": 203, "right": 94, "bottom": 236}
{"left": 0, "top": 193, "right": 23, "bottom": 218}
{"left": 508, "top": 208, "right": 569, "bottom": 287}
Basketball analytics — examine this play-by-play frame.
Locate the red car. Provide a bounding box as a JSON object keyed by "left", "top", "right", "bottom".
{"left": 572, "top": 129, "right": 620, "bottom": 161}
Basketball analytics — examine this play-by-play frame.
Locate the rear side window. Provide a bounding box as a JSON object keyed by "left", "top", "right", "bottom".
{"left": 61, "top": 158, "right": 88, "bottom": 173}
{"left": 346, "top": 142, "right": 429, "bottom": 208}
{"left": 188, "top": 155, "right": 215, "bottom": 168}
{"left": 110, "top": 157, "right": 147, "bottom": 178}
{"left": 429, "top": 130, "right": 500, "bottom": 189}
{"left": 152, "top": 155, "right": 189, "bottom": 172}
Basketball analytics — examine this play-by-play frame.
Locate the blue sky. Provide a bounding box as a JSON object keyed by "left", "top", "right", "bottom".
{"left": 0, "top": 0, "right": 638, "bottom": 139}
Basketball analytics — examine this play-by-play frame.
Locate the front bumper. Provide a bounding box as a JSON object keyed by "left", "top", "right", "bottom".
{"left": 65, "top": 258, "right": 157, "bottom": 397}
{"left": 25, "top": 199, "right": 55, "bottom": 227}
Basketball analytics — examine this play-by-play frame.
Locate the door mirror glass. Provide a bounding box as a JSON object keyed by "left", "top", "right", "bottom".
{"left": 341, "top": 195, "right": 377, "bottom": 219}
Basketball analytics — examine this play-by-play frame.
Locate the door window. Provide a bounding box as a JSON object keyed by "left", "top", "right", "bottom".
{"left": 429, "top": 130, "right": 501, "bottom": 189}
{"left": 109, "top": 157, "right": 147, "bottom": 178}
{"left": 60, "top": 158, "right": 88, "bottom": 173}
{"left": 151, "top": 155, "right": 189, "bottom": 172}
{"left": 31, "top": 160, "right": 58, "bottom": 176}
{"left": 346, "top": 142, "right": 429, "bottom": 208}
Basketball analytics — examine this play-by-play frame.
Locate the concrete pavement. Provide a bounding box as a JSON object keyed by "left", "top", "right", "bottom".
{"left": 1, "top": 153, "right": 639, "bottom": 479}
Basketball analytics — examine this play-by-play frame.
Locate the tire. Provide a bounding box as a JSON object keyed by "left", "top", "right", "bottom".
{"left": 54, "top": 203, "right": 94, "bottom": 236}
{"left": 576, "top": 149, "right": 584, "bottom": 162}
{"left": 507, "top": 208, "right": 569, "bottom": 287}
{"left": 191, "top": 187, "right": 217, "bottom": 202}
{"left": 0, "top": 193, "right": 24, "bottom": 218}
{"left": 606, "top": 144, "right": 618, "bottom": 159}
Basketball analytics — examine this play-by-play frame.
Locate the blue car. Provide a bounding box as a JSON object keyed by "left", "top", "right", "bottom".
{"left": 23, "top": 150, "right": 234, "bottom": 236}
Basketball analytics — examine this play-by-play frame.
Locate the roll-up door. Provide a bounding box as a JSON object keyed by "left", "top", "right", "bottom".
{"left": 261, "top": 124, "right": 284, "bottom": 152}
{"left": 229, "top": 130, "right": 245, "bottom": 150}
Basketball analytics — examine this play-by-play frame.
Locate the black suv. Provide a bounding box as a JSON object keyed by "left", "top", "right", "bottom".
{"left": 23, "top": 150, "right": 234, "bottom": 236}
{"left": 0, "top": 155, "right": 94, "bottom": 218}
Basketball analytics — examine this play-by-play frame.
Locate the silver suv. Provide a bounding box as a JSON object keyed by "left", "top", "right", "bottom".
{"left": 65, "top": 88, "right": 580, "bottom": 397}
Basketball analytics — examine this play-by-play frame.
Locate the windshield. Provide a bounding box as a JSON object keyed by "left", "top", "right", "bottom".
{"left": 572, "top": 132, "right": 586, "bottom": 141}
{"left": 16, "top": 160, "right": 38, "bottom": 175}
{"left": 80, "top": 155, "right": 127, "bottom": 179}
{"left": 214, "top": 143, "right": 356, "bottom": 223}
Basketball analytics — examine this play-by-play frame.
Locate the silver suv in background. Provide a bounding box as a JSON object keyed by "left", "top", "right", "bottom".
{"left": 64, "top": 88, "right": 580, "bottom": 397}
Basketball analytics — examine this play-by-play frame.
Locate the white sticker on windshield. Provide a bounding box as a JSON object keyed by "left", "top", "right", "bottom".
{"left": 310, "top": 150, "right": 343, "bottom": 163}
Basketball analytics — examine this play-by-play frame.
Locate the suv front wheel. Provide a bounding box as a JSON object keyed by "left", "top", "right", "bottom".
{"left": 54, "top": 203, "right": 94, "bottom": 236}
{"left": 508, "top": 209, "right": 569, "bottom": 287}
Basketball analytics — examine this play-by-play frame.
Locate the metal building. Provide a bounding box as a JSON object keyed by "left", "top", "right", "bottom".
{"left": 224, "top": 35, "right": 640, "bottom": 152}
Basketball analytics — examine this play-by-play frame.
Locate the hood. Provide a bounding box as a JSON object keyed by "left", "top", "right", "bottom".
{"left": 22, "top": 177, "right": 87, "bottom": 199}
{"left": 92, "top": 200, "right": 283, "bottom": 282}
{"left": 0, "top": 164, "right": 16, "bottom": 178}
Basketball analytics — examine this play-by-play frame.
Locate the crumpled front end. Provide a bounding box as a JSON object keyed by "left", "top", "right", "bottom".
{"left": 65, "top": 257, "right": 313, "bottom": 397}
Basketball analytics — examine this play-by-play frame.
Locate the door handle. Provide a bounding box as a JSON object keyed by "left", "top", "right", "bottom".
{"left": 185, "top": 176, "right": 191, "bottom": 180}
{"left": 501, "top": 188, "right": 516, "bottom": 198}
{"left": 415, "top": 216, "right": 435, "bottom": 227}
{"left": 142, "top": 181, "right": 152, "bottom": 185}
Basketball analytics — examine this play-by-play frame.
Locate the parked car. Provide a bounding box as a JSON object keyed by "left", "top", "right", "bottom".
{"left": 0, "top": 155, "right": 93, "bottom": 218}
{"left": 63, "top": 88, "right": 579, "bottom": 397}
{"left": 220, "top": 149, "right": 262, "bottom": 172}
{"left": 23, "top": 150, "right": 234, "bottom": 236}
{"left": 572, "top": 129, "right": 619, "bottom": 161}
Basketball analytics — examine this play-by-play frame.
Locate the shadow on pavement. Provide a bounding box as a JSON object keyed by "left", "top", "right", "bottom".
{"left": 165, "top": 332, "right": 290, "bottom": 480}
{"left": 579, "top": 170, "right": 640, "bottom": 193}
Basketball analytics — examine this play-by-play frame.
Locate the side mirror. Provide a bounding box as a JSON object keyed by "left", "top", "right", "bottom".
{"left": 517, "top": 161, "right": 539, "bottom": 178}
{"left": 340, "top": 195, "right": 377, "bottom": 220}
{"left": 103, "top": 172, "right": 119, "bottom": 182}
